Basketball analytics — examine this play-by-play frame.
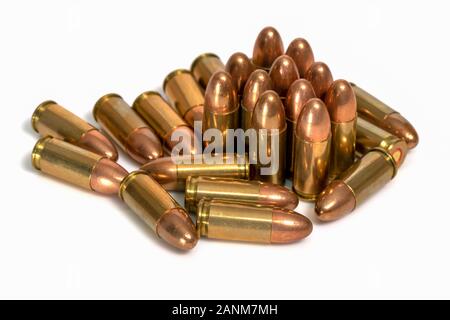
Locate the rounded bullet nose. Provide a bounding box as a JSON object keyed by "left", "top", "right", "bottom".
{"left": 127, "top": 128, "right": 163, "bottom": 164}
{"left": 225, "top": 52, "right": 255, "bottom": 95}
{"left": 251, "top": 90, "right": 286, "bottom": 129}
{"left": 271, "top": 209, "right": 313, "bottom": 243}
{"left": 156, "top": 208, "right": 198, "bottom": 250}
{"left": 90, "top": 158, "right": 128, "bottom": 194}
{"left": 324, "top": 79, "right": 357, "bottom": 123}
{"left": 385, "top": 113, "right": 419, "bottom": 149}
{"left": 204, "top": 71, "right": 237, "bottom": 113}
{"left": 252, "top": 26, "right": 284, "bottom": 69}
{"left": 305, "top": 62, "right": 334, "bottom": 99}
{"left": 296, "top": 98, "right": 331, "bottom": 142}
{"left": 286, "top": 37, "right": 315, "bottom": 78}
{"left": 242, "top": 69, "right": 273, "bottom": 112}
{"left": 140, "top": 157, "right": 178, "bottom": 187}
{"left": 285, "top": 79, "right": 316, "bottom": 121}
{"left": 269, "top": 55, "right": 299, "bottom": 97}
{"left": 260, "top": 184, "right": 299, "bottom": 210}
{"left": 315, "top": 181, "right": 356, "bottom": 222}
{"left": 78, "top": 130, "right": 119, "bottom": 161}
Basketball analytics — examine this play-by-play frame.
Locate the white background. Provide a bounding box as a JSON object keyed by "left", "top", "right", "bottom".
{"left": 0, "top": 0, "right": 448, "bottom": 299}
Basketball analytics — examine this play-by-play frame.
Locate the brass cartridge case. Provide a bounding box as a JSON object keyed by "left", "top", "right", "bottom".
{"left": 329, "top": 120, "right": 356, "bottom": 179}
{"left": 141, "top": 153, "right": 250, "bottom": 191}
{"left": 190, "top": 53, "right": 225, "bottom": 89}
{"left": 93, "top": 93, "right": 162, "bottom": 164}
{"left": 196, "top": 199, "right": 312, "bottom": 244}
{"left": 315, "top": 149, "right": 397, "bottom": 221}
{"left": 132, "top": 91, "right": 201, "bottom": 155}
{"left": 119, "top": 171, "right": 198, "bottom": 250}
{"left": 350, "top": 83, "right": 419, "bottom": 149}
{"left": 185, "top": 176, "right": 299, "bottom": 214}
{"left": 31, "top": 136, "right": 127, "bottom": 194}
{"left": 356, "top": 117, "right": 408, "bottom": 169}
{"left": 32, "top": 100, "right": 118, "bottom": 160}
{"left": 163, "top": 69, "right": 205, "bottom": 127}
{"left": 255, "top": 128, "right": 286, "bottom": 185}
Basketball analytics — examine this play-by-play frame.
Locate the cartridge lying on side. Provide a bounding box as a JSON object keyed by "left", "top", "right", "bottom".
{"left": 191, "top": 53, "right": 225, "bottom": 90}
{"left": 196, "top": 199, "right": 312, "bottom": 244}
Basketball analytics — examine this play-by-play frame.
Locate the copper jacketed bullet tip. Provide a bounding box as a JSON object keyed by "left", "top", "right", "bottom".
{"left": 252, "top": 26, "right": 284, "bottom": 69}
{"left": 384, "top": 113, "right": 419, "bottom": 149}
{"left": 204, "top": 71, "right": 238, "bottom": 113}
{"left": 325, "top": 79, "right": 357, "bottom": 123}
{"left": 259, "top": 183, "right": 299, "bottom": 209}
{"left": 286, "top": 79, "right": 316, "bottom": 122}
{"left": 286, "top": 38, "right": 315, "bottom": 78}
{"left": 225, "top": 52, "right": 255, "bottom": 95}
{"left": 156, "top": 208, "right": 198, "bottom": 250}
{"left": 296, "top": 98, "right": 331, "bottom": 142}
{"left": 78, "top": 130, "right": 119, "bottom": 161}
{"left": 315, "top": 181, "right": 356, "bottom": 222}
{"left": 90, "top": 158, "right": 128, "bottom": 194}
{"left": 251, "top": 90, "right": 286, "bottom": 130}
{"left": 271, "top": 208, "right": 313, "bottom": 243}
{"left": 269, "top": 55, "right": 300, "bottom": 98}
{"left": 305, "top": 62, "right": 334, "bottom": 99}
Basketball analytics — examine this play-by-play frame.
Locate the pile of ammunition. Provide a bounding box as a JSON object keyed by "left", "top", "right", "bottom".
{"left": 30, "top": 26, "right": 418, "bottom": 251}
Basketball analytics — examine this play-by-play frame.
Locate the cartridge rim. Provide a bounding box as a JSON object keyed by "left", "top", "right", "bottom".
{"left": 195, "top": 198, "right": 210, "bottom": 237}
{"left": 31, "top": 136, "right": 52, "bottom": 170}
{"left": 31, "top": 100, "right": 57, "bottom": 132}
{"left": 369, "top": 147, "right": 398, "bottom": 178}
{"left": 163, "top": 69, "right": 191, "bottom": 92}
{"left": 118, "top": 170, "right": 148, "bottom": 200}
{"left": 190, "top": 53, "right": 220, "bottom": 72}
{"left": 131, "top": 91, "right": 163, "bottom": 111}
{"left": 92, "top": 93, "right": 123, "bottom": 121}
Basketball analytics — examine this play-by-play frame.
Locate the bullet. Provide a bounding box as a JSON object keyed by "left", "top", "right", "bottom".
{"left": 350, "top": 83, "right": 419, "bottom": 149}
{"left": 286, "top": 38, "right": 315, "bottom": 78}
{"left": 324, "top": 80, "right": 357, "bottom": 179}
{"left": 252, "top": 26, "right": 284, "bottom": 70}
{"left": 119, "top": 171, "right": 198, "bottom": 250}
{"left": 93, "top": 93, "right": 163, "bottom": 164}
{"left": 315, "top": 149, "right": 397, "bottom": 222}
{"left": 141, "top": 153, "right": 250, "bottom": 191}
{"left": 251, "top": 90, "right": 287, "bottom": 184}
{"left": 225, "top": 52, "right": 255, "bottom": 95}
{"left": 190, "top": 53, "right": 225, "bottom": 89}
{"left": 163, "top": 69, "right": 205, "bottom": 127}
{"left": 305, "top": 61, "right": 334, "bottom": 99}
{"left": 132, "top": 91, "right": 201, "bottom": 156}
{"left": 196, "top": 199, "right": 312, "bottom": 244}
{"left": 293, "top": 98, "right": 331, "bottom": 201}
{"left": 185, "top": 176, "right": 299, "bottom": 214}
{"left": 269, "top": 55, "right": 300, "bottom": 99}
{"left": 356, "top": 117, "right": 408, "bottom": 169}
{"left": 203, "top": 71, "right": 239, "bottom": 152}
{"left": 241, "top": 69, "right": 273, "bottom": 131}
{"left": 285, "top": 79, "right": 316, "bottom": 176}
{"left": 32, "top": 100, "right": 118, "bottom": 160}
{"left": 31, "top": 136, "right": 127, "bottom": 195}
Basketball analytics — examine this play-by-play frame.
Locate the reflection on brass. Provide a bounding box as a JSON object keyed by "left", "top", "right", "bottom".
{"left": 190, "top": 53, "right": 225, "bottom": 89}
{"left": 330, "top": 120, "right": 356, "bottom": 179}
{"left": 119, "top": 171, "right": 198, "bottom": 250}
{"left": 356, "top": 117, "right": 408, "bottom": 169}
{"left": 141, "top": 153, "right": 250, "bottom": 191}
{"left": 196, "top": 199, "right": 312, "bottom": 244}
{"left": 32, "top": 100, "right": 118, "bottom": 160}
{"left": 163, "top": 69, "right": 205, "bottom": 127}
{"left": 184, "top": 176, "right": 298, "bottom": 214}
{"left": 315, "top": 149, "right": 397, "bottom": 221}
{"left": 351, "top": 83, "right": 419, "bottom": 149}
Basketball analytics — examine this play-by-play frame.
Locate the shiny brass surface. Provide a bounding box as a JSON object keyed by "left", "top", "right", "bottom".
{"left": 343, "top": 149, "right": 396, "bottom": 204}
{"left": 329, "top": 120, "right": 356, "bottom": 179}
{"left": 356, "top": 117, "right": 408, "bottom": 169}
{"left": 351, "top": 83, "right": 419, "bottom": 149}
{"left": 190, "top": 53, "right": 225, "bottom": 89}
{"left": 196, "top": 199, "right": 312, "bottom": 244}
{"left": 293, "top": 137, "right": 330, "bottom": 200}
{"left": 255, "top": 128, "right": 286, "bottom": 185}
{"left": 163, "top": 69, "right": 205, "bottom": 127}
{"left": 119, "top": 171, "right": 198, "bottom": 250}
{"left": 185, "top": 176, "right": 298, "bottom": 214}
{"left": 32, "top": 136, "right": 103, "bottom": 190}
{"left": 140, "top": 153, "right": 250, "bottom": 190}
{"left": 203, "top": 108, "right": 240, "bottom": 149}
